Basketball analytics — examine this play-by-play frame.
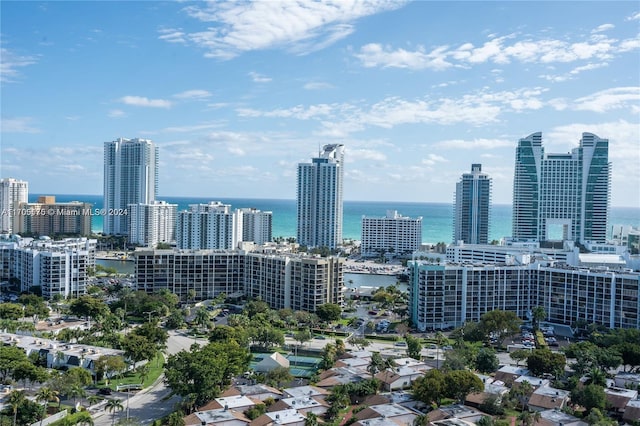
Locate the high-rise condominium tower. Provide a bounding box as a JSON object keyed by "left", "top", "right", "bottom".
{"left": 512, "top": 132, "right": 610, "bottom": 243}
{"left": 453, "top": 164, "right": 492, "bottom": 244}
{"left": 297, "top": 144, "right": 345, "bottom": 249}
{"left": 103, "top": 138, "right": 158, "bottom": 235}
{"left": 0, "top": 178, "right": 28, "bottom": 234}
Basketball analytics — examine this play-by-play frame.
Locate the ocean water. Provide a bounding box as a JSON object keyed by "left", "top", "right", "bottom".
{"left": 32, "top": 194, "right": 640, "bottom": 244}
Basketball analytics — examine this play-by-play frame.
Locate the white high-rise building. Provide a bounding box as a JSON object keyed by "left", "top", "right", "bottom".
{"left": 128, "top": 201, "right": 177, "bottom": 247}
{"left": 361, "top": 210, "right": 422, "bottom": 257}
{"left": 176, "top": 202, "right": 242, "bottom": 250}
{"left": 453, "top": 164, "right": 492, "bottom": 244}
{"left": 0, "top": 236, "right": 96, "bottom": 299}
{"left": 0, "top": 178, "right": 28, "bottom": 234}
{"left": 512, "top": 132, "right": 610, "bottom": 243}
{"left": 297, "top": 144, "right": 344, "bottom": 249}
{"left": 239, "top": 208, "right": 272, "bottom": 245}
{"left": 103, "top": 138, "right": 158, "bottom": 235}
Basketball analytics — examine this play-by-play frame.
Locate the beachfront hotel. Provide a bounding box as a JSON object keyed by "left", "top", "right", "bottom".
{"left": 134, "top": 248, "right": 344, "bottom": 311}
{"left": 512, "top": 132, "right": 610, "bottom": 244}
{"left": 408, "top": 260, "right": 640, "bottom": 331}
{"left": 0, "top": 177, "right": 28, "bottom": 234}
{"left": 453, "top": 164, "right": 491, "bottom": 244}
{"left": 103, "top": 138, "right": 158, "bottom": 235}
{"left": 297, "top": 144, "right": 345, "bottom": 250}
{"left": 361, "top": 210, "right": 422, "bottom": 257}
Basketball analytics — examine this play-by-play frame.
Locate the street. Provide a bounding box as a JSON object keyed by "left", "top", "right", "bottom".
{"left": 91, "top": 331, "right": 209, "bottom": 426}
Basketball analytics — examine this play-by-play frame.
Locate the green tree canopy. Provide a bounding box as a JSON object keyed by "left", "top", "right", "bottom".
{"left": 121, "top": 334, "right": 157, "bottom": 364}
{"left": 445, "top": 370, "right": 484, "bottom": 403}
{"left": 164, "top": 341, "right": 251, "bottom": 407}
{"left": 0, "top": 303, "right": 26, "bottom": 321}
{"left": 412, "top": 369, "right": 446, "bottom": 406}
{"left": 315, "top": 303, "right": 342, "bottom": 322}
{"left": 478, "top": 310, "right": 522, "bottom": 346}
{"left": 69, "top": 295, "right": 109, "bottom": 320}
{"left": 475, "top": 348, "right": 500, "bottom": 374}
{"left": 571, "top": 384, "right": 606, "bottom": 415}
{"left": 526, "top": 349, "right": 566, "bottom": 377}
{"left": 405, "top": 334, "right": 422, "bottom": 360}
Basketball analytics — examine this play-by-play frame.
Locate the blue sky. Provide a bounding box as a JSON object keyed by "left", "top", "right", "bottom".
{"left": 1, "top": 1, "right": 639, "bottom": 207}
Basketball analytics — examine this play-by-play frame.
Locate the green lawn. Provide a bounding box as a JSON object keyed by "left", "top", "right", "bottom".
{"left": 98, "top": 352, "right": 164, "bottom": 389}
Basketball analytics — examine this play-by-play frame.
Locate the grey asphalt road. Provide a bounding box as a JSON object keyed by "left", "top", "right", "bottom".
{"left": 92, "top": 331, "right": 209, "bottom": 426}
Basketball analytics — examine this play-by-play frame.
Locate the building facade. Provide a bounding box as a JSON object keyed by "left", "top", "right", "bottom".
{"left": 128, "top": 201, "right": 177, "bottom": 247}
{"left": 239, "top": 208, "right": 273, "bottom": 245}
{"left": 361, "top": 210, "right": 422, "bottom": 257}
{"left": 297, "top": 144, "right": 345, "bottom": 249}
{"left": 134, "top": 249, "right": 344, "bottom": 311}
{"left": 103, "top": 138, "right": 158, "bottom": 235}
{"left": 453, "top": 164, "right": 491, "bottom": 244}
{"left": 0, "top": 236, "right": 96, "bottom": 299}
{"left": 512, "top": 132, "right": 610, "bottom": 244}
{"left": 408, "top": 261, "right": 639, "bottom": 331}
{"left": 176, "top": 202, "right": 242, "bottom": 250}
{"left": 15, "top": 196, "right": 92, "bottom": 237}
{"left": 0, "top": 178, "right": 28, "bottom": 234}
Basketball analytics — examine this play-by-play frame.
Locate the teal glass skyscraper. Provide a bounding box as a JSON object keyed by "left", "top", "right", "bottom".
{"left": 512, "top": 132, "right": 610, "bottom": 243}
{"left": 297, "top": 144, "right": 345, "bottom": 249}
{"left": 453, "top": 164, "right": 492, "bottom": 244}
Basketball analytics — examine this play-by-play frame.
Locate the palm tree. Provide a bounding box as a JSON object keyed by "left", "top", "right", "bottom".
{"left": 8, "top": 390, "right": 26, "bottom": 426}
{"left": 367, "top": 352, "right": 385, "bottom": 378}
{"left": 585, "top": 367, "right": 607, "bottom": 387}
{"left": 135, "top": 364, "right": 150, "bottom": 387}
{"left": 68, "top": 385, "right": 86, "bottom": 407}
{"left": 435, "top": 331, "right": 447, "bottom": 369}
{"left": 194, "top": 307, "right": 210, "bottom": 331}
{"left": 87, "top": 395, "right": 102, "bottom": 407}
{"left": 531, "top": 306, "right": 546, "bottom": 331}
{"left": 106, "top": 399, "right": 124, "bottom": 426}
{"left": 35, "top": 387, "right": 59, "bottom": 424}
{"left": 304, "top": 412, "right": 319, "bottom": 426}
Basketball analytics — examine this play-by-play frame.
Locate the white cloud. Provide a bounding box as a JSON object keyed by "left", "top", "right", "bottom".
{"left": 540, "top": 62, "right": 609, "bottom": 82}
{"left": 355, "top": 43, "right": 452, "bottom": 70}
{"left": 1, "top": 117, "right": 40, "bottom": 133}
{"left": 108, "top": 109, "right": 126, "bottom": 118}
{"left": 161, "top": 123, "right": 223, "bottom": 133}
{"left": 626, "top": 11, "right": 640, "bottom": 21}
{"left": 592, "top": 23, "right": 614, "bottom": 33}
{"left": 355, "top": 29, "right": 638, "bottom": 71}
{"left": 0, "top": 48, "right": 38, "bottom": 83}
{"left": 158, "top": 28, "right": 187, "bottom": 44}
{"left": 163, "top": 0, "right": 406, "bottom": 58}
{"left": 573, "top": 87, "right": 640, "bottom": 113}
{"left": 303, "top": 81, "right": 334, "bottom": 90}
{"left": 173, "top": 89, "right": 212, "bottom": 100}
{"left": 237, "top": 104, "right": 335, "bottom": 120}
{"left": 433, "top": 138, "right": 514, "bottom": 150}
{"left": 248, "top": 72, "right": 272, "bottom": 83}
{"left": 119, "top": 95, "right": 172, "bottom": 108}
{"left": 347, "top": 149, "right": 387, "bottom": 162}
{"left": 421, "top": 154, "right": 448, "bottom": 166}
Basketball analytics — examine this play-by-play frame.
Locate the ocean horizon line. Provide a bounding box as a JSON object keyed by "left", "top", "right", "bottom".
{"left": 28, "top": 193, "right": 640, "bottom": 209}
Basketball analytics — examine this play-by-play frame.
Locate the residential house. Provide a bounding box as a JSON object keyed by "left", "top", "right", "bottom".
{"left": 527, "top": 386, "right": 570, "bottom": 411}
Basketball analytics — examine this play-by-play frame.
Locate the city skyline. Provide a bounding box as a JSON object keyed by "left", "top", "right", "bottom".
{"left": 1, "top": 2, "right": 639, "bottom": 207}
